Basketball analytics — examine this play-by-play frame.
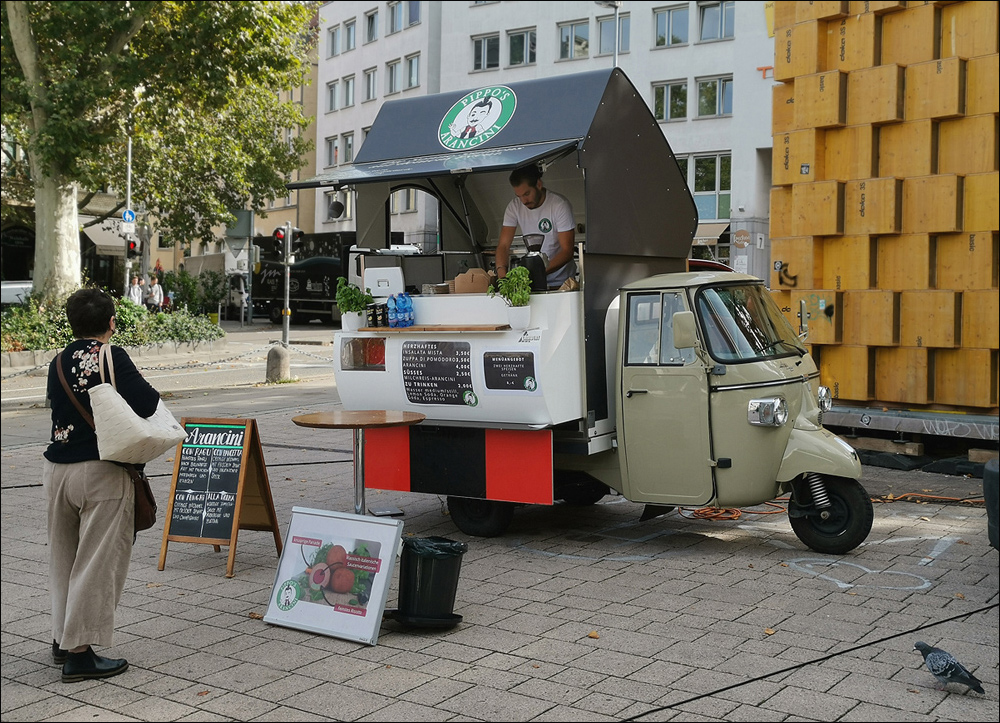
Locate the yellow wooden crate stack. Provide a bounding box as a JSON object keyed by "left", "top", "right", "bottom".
{"left": 771, "top": 0, "right": 999, "bottom": 412}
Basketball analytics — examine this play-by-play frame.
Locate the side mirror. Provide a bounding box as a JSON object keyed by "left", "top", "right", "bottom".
{"left": 798, "top": 299, "right": 809, "bottom": 339}
{"left": 673, "top": 310, "right": 697, "bottom": 349}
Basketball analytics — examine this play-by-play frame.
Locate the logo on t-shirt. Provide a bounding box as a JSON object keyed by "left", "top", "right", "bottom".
{"left": 538, "top": 218, "right": 552, "bottom": 233}
{"left": 439, "top": 86, "right": 516, "bottom": 151}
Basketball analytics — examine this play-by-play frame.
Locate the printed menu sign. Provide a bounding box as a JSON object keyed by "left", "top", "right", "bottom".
{"left": 401, "top": 340, "right": 474, "bottom": 405}
{"left": 483, "top": 351, "right": 537, "bottom": 391}
{"left": 159, "top": 418, "right": 282, "bottom": 578}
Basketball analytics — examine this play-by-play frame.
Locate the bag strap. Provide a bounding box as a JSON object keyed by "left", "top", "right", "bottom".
{"left": 98, "top": 343, "right": 117, "bottom": 389}
{"left": 55, "top": 351, "right": 139, "bottom": 475}
{"left": 55, "top": 352, "right": 95, "bottom": 430}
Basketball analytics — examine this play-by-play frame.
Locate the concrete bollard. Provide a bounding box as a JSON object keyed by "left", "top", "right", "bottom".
{"left": 266, "top": 345, "right": 290, "bottom": 383}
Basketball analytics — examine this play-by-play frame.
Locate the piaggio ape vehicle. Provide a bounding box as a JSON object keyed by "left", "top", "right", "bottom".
{"left": 289, "top": 69, "right": 874, "bottom": 555}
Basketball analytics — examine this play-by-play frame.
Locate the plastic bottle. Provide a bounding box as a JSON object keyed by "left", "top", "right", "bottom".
{"left": 387, "top": 294, "right": 398, "bottom": 328}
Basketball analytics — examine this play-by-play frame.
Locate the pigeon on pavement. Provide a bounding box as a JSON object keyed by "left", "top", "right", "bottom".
{"left": 914, "top": 641, "right": 985, "bottom": 694}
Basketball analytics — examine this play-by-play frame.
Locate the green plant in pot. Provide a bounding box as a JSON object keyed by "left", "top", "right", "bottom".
{"left": 336, "top": 277, "right": 374, "bottom": 330}
{"left": 489, "top": 266, "right": 532, "bottom": 330}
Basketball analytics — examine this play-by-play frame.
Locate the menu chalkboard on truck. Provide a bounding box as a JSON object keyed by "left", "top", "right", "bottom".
{"left": 401, "top": 340, "right": 474, "bottom": 405}
{"left": 158, "top": 418, "right": 282, "bottom": 578}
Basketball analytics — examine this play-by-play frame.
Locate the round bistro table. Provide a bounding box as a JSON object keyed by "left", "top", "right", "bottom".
{"left": 292, "top": 410, "right": 426, "bottom": 516}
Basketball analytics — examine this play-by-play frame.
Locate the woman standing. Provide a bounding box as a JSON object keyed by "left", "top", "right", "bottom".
{"left": 43, "top": 288, "right": 161, "bottom": 682}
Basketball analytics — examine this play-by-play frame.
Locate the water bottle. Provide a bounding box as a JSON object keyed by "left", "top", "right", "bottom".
{"left": 387, "top": 295, "right": 398, "bottom": 328}
{"left": 402, "top": 293, "right": 413, "bottom": 327}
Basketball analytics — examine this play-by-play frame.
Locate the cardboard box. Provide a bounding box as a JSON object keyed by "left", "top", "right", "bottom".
{"left": 454, "top": 268, "right": 492, "bottom": 294}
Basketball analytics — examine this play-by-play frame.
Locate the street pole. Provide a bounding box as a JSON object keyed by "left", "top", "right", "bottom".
{"left": 124, "top": 136, "right": 133, "bottom": 293}
{"left": 282, "top": 221, "right": 291, "bottom": 346}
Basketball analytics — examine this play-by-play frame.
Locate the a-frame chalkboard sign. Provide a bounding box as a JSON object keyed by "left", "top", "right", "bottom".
{"left": 158, "top": 418, "right": 282, "bottom": 578}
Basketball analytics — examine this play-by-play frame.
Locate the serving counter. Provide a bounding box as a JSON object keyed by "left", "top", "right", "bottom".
{"left": 333, "top": 290, "right": 587, "bottom": 428}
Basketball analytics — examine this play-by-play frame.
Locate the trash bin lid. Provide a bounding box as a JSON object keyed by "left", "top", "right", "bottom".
{"left": 402, "top": 536, "right": 468, "bottom": 557}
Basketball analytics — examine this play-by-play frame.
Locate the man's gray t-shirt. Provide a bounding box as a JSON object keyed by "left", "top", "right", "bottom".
{"left": 502, "top": 190, "right": 576, "bottom": 287}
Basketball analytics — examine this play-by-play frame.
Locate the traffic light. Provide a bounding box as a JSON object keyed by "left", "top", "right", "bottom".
{"left": 272, "top": 227, "right": 286, "bottom": 261}
{"left": 127, "top": 238, "right": 140, "bottom": 259}
{"left": 291, "top": 228, "right": 304, "bottom": 256}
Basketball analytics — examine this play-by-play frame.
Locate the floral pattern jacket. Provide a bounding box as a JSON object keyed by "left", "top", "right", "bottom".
{"left": 44, "top": 339, "right": 160, "bottom": 464}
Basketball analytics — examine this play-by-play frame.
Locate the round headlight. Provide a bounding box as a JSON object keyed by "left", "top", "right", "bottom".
{"left": 817, "top": 385, "right": 833, "bottom": 412}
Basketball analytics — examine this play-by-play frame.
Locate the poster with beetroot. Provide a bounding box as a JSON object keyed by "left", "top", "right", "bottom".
{"left": 264, "top": 507, "right": 403, "bottom": 645}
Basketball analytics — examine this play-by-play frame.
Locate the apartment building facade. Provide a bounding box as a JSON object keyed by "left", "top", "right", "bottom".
{"left": 314, "top": 1, "right": 775, "bottom": 280}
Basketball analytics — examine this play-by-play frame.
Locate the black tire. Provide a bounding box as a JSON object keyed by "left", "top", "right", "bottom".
{"left": 789, "top": 476, "right": 874, "bottom": 555}
{"left": 447, "top": 497, "right": 514, "bottom": 537}
{"left": 268, "top": 304, "right": 282, "bottom": 325}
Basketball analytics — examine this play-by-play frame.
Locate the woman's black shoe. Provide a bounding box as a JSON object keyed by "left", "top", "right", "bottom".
{"left": 61, "top": 647, "right": 128, "bottom": 683}
{"left": 51, "top": 640, "right": 67, "bottom": 665}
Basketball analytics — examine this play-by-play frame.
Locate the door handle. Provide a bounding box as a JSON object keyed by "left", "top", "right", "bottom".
{"left": 626, "top": 389, "right": 648, "bottom": 398}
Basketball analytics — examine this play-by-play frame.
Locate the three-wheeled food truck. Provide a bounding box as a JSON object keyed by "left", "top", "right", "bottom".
{"left": 289, "top": 69, "right": 874, "bottom": 555}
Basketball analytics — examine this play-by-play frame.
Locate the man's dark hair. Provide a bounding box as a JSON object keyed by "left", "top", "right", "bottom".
{"left": 509, "top": 164, "right": 542, "bottom": 187}
{"left": 66, "top": 288, "right": 115, "bottom": 339}
{"left": 472, "top": 96, "right": 495, "bottom": 112}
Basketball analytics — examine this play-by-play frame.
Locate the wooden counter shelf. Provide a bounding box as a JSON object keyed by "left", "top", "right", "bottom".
{"left": 359, "top": 324, "right": 511, "bottom": 332}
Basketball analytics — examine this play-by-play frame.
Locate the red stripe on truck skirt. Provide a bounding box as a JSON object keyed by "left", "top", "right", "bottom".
{"left": 364, "top": 426, "right": 553, "bottom": 505}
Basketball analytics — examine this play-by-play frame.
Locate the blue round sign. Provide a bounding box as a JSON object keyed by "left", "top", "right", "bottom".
{"left": 122, "top": 209, "right": 136, "bottom": 223}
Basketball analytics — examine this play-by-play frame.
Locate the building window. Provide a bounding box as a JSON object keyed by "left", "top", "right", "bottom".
{"left": 559, "top": 21, "right": 589, "bottom": 60}
{"left": 700, "top": 1, "right": 735, "bottom": 41}
{"left": 693, "top": 154, "right": 731, "bottom": 221}
{"left": 508, "top": 29, "right": 536, "bottom": 66}
{"left": 406, "top": 54, "right": 420, "bottom": 88}
{"left": 328, "top": 26, "right": 340, "bottom": 57}
{"left": 473, "top": 34, "right": 500, "bottom": 71}
{"left": 343, "top": 75, "right": 355, "bottom": 107}
{"left": 365, "top": 68, "right": 377, "bottom": 101}
{"left": 342, "top": 133, "right": 354, "bottom": 164}
{"left": 598, "top": 14, "right": 629, "bottom": 55}
{"left": 325, "top": 137, "right": 339, "bottom": 167}
{"left": 697, "top": 76, "right": 733, "bottom": 116}
{"left": 326, "top": 81, "right": 339, "bottom": 112}
{"left": 407, "top": 1, "right": 420, "bottom": 26}
{"left": 391, "top": 188, "right": 417, "bottom": 214}
{"left": 388, "top": 2, "right": 402, "bottom": 34}
{"left": 387, "top": 60, "right": 401, "bottom": 94}
{"left": 344, "top": 20, "right": 356, "bottom": 51}
{"left": 655, "top": 5, "right": 689, "bottom": 47}
{"left": 365, "top": 10, "right": 378, "bottom": 43}
{"left": 653, "top": 81, "right": 687, "bottom": 121}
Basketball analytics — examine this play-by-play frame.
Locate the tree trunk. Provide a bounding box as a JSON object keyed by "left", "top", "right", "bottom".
{"left": 32, "top": 169, "right": 81, "bottom": 301}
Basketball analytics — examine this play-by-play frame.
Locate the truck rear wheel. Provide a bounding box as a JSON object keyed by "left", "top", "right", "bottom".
{"left": 788, "top": 476, "right": 873, "bottom": 555}
{"left": 447, "top": 497, "right": 514, "bottom": 537}
{"left": 268, "top": 304, "right": 282, "bottom": 325}
{"left": 554, "top": 470, "right": 609, "bottom": 506}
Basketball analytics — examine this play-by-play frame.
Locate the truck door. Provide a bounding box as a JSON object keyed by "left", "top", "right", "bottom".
{"left": 618, "top": 291, "right": 715, "bottom": 505}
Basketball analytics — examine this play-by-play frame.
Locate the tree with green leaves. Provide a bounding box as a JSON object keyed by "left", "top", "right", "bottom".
{"left": 1, "top": 1, "right": 314, "bottom": 301}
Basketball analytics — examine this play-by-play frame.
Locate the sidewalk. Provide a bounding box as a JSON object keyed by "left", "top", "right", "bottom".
{"left": 2, "top": 325, "right": 997, "bottom": 722}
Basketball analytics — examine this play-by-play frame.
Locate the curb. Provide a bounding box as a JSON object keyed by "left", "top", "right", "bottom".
{"left": 1, "top": 338, "right": 229, "bottom": 371}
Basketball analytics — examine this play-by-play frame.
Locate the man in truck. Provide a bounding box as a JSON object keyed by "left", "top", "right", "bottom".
{"left": 494, "top": 164, "right": 576, "bottom": 289}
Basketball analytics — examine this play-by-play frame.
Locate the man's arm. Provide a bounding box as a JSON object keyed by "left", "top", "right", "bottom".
{"left": 546, "top": 228, "right": 576, "bottom": 275}
{"left": 496, "top": 225, "right": 516, "bottom": 279}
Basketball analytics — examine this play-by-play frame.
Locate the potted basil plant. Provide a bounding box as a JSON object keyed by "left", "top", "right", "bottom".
{"left": 336, "top": 277, "right": 375, "bottom": 331}
{"left": 489, "top": 265, "right": 532, "bottom": 329}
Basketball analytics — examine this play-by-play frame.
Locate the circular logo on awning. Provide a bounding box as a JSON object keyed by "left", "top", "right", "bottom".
{"left": 439, "top": 86, "right": 516, "bottom": 151}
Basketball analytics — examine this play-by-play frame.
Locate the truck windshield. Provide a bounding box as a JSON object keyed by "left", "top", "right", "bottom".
{"left": 695, "top": 283, "right": 806, "bottom": 362}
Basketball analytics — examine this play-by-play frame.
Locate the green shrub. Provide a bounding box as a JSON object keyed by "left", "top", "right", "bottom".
{"left": 0, "top": 287, "right": 225, "bottom": 353}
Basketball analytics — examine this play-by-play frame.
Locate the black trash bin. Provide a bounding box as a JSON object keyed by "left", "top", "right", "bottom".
{"left": 984, "top": 458, "right": 998, "bottom": 551}
{"left": 393, "top": 536, "right": 468, "bottom": 628}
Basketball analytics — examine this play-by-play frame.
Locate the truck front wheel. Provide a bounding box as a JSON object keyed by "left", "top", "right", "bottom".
{"left": 268, "top": 304, "right": 282, "bottom": 325}
{"left": 447, "top": 497, "right": 514, "bottom": 537}
{"left": 788, "top": 476, "right": 873, "bottom": 554}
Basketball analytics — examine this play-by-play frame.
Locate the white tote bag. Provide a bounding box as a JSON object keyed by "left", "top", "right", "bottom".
{"left": 89, "top": 344, "right": 187, "bottom": 464}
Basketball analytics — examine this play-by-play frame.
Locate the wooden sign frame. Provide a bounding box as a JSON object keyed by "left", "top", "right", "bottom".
{"left": 158, "top": 418, "right": 282, "bottom": 578}
{"left": 263, "top": 507, "right": 403, "bottom": 646}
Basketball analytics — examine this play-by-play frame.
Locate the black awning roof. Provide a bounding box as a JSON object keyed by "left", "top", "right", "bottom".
{"left": 287, "top": 140, "right": 578, "bottom": 190}
{"left": 288, "top": 69, "right": 615, "bottom": 190}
